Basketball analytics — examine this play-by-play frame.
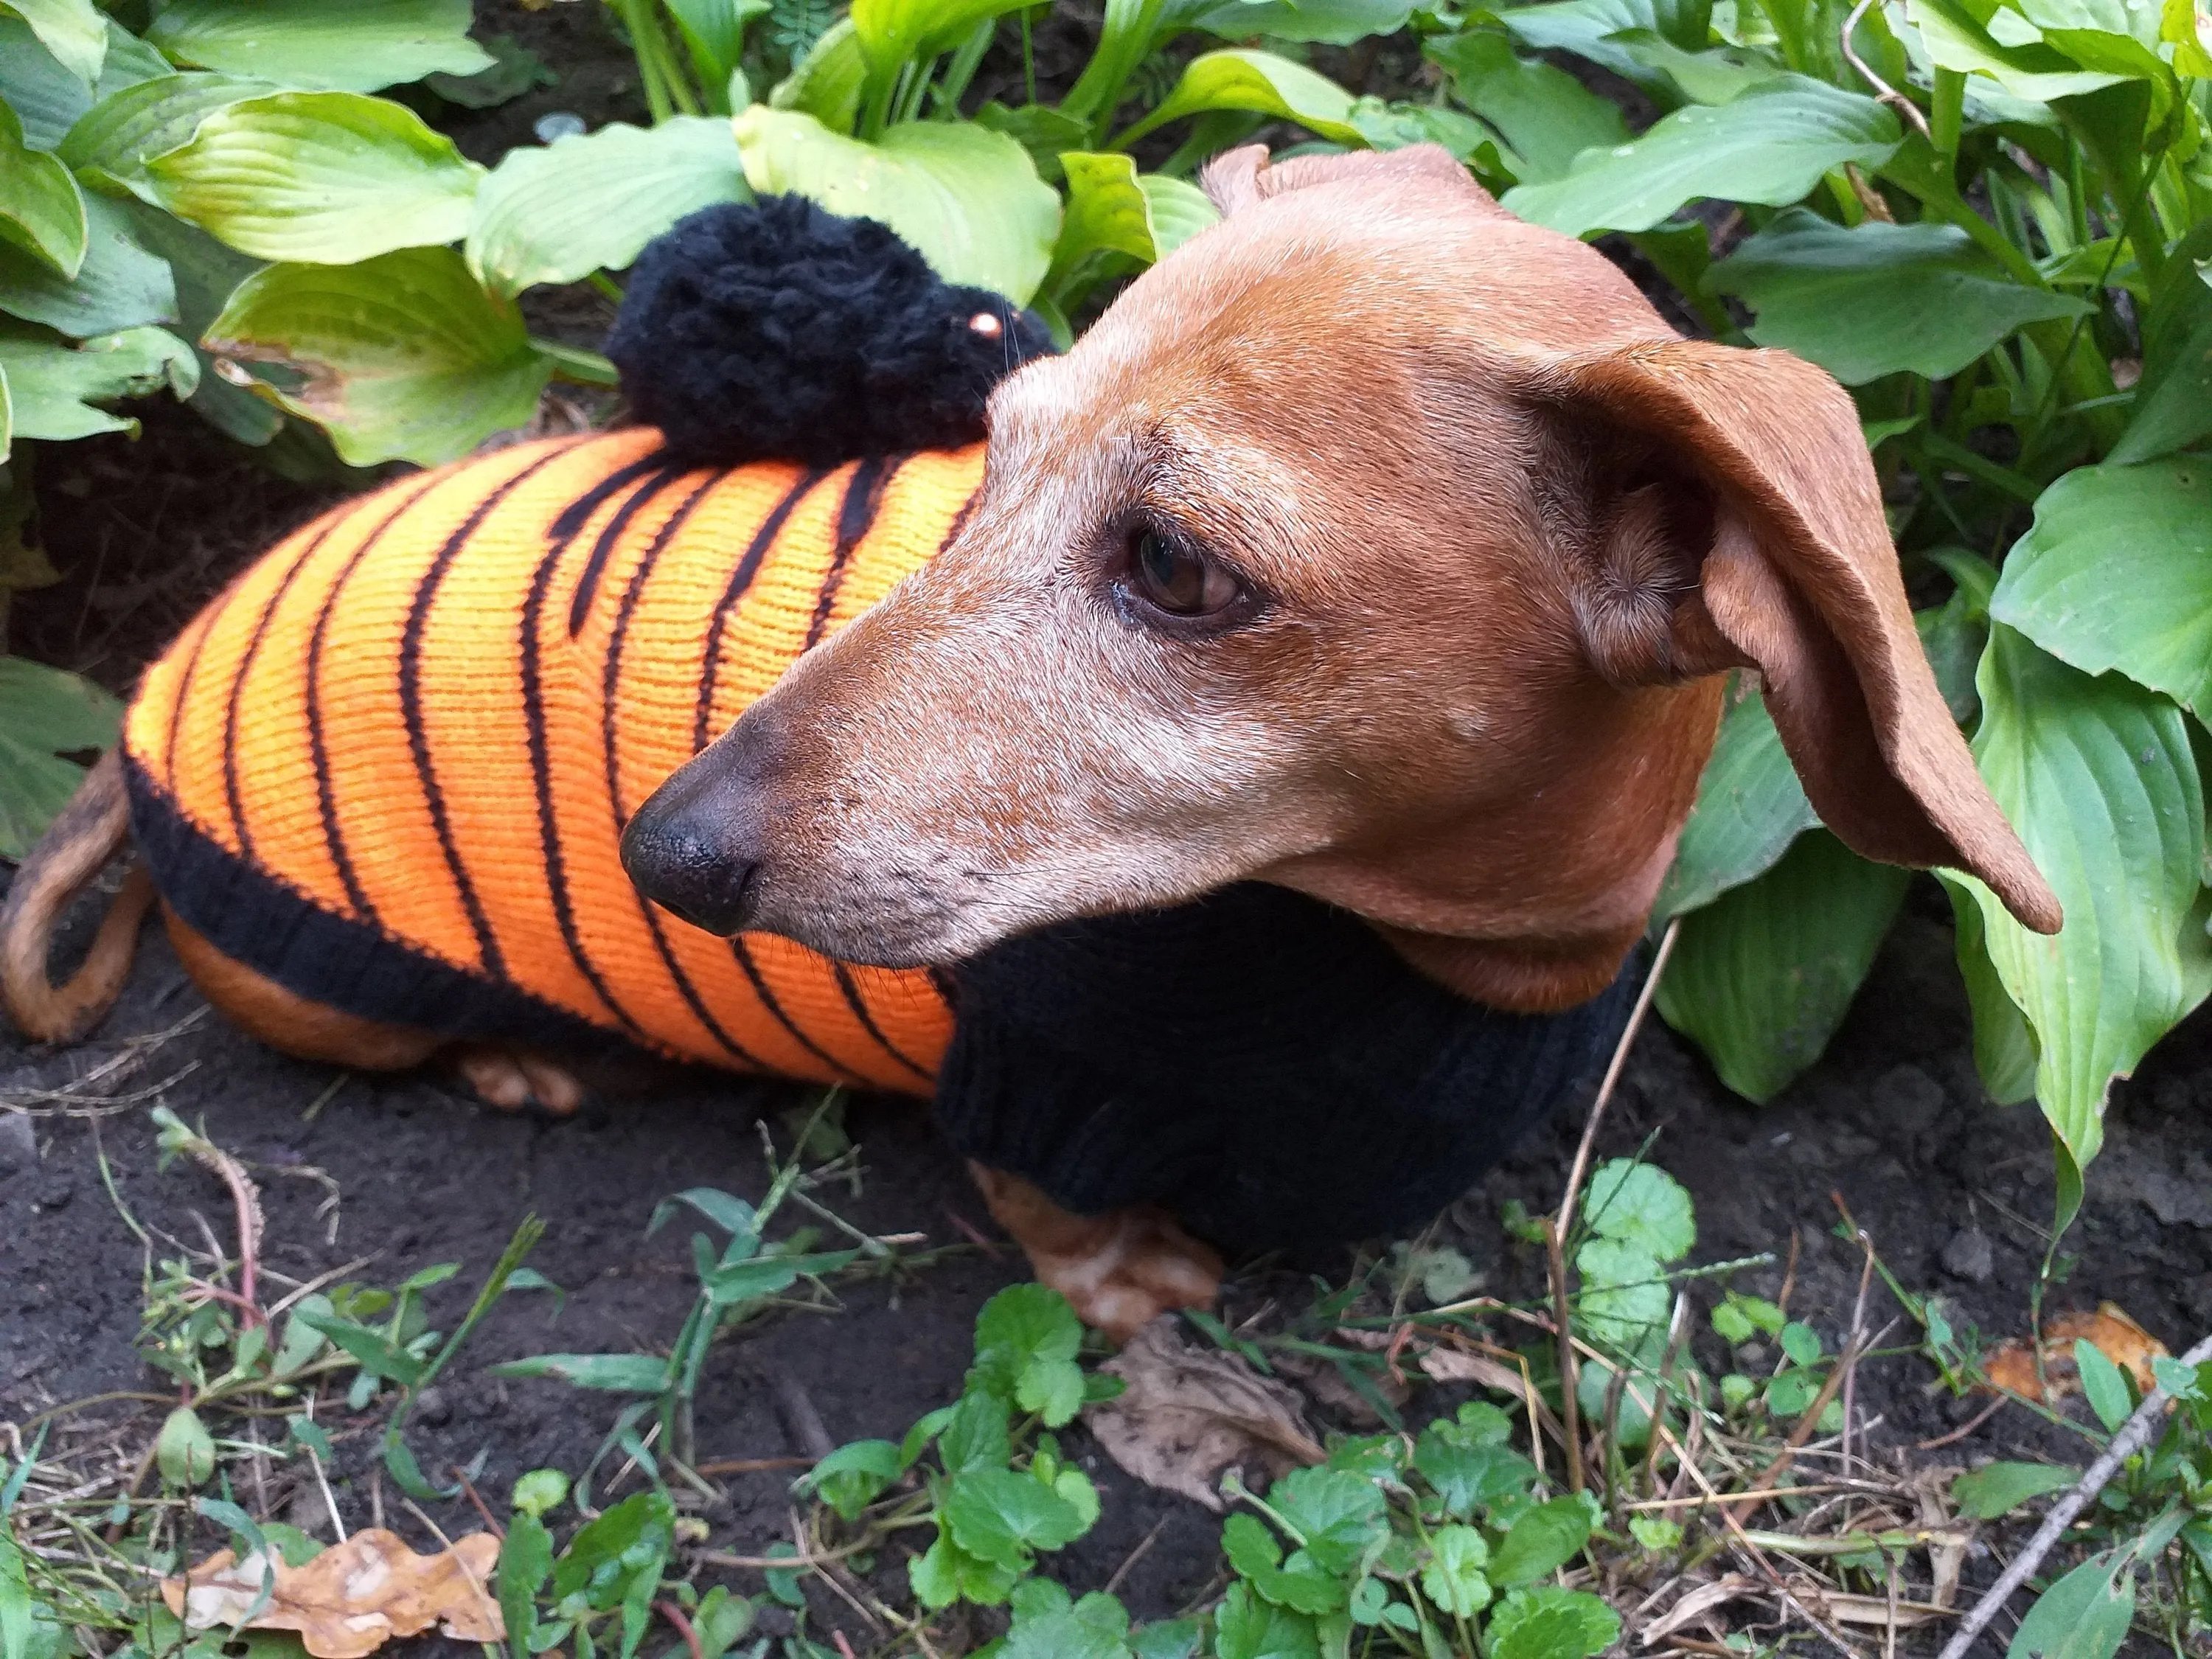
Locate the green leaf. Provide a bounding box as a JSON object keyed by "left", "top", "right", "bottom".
{"left": 156, "top": 1405, "right": 218, "bottom": 1487}
{"left": 552, "top": 1492, "right": 675, "bottom": 1604}
{"left": 1486, "top": 1587, "right": 1622, "bottom": 1659}
{"left": 939, "top": 1389, "right": 1012, "bottom": 1473}
{"left": 1425, "top": 29, "right": 1629, "bottom": 183}
{"left": 1114, "top": 49, "right": 1370, "bottom": 149}
{"left": 1656, "top": 829, "right": 1912, "bottom": 1102}
{"left": 1497, "top": 0, "right": 1713, "bottom": 86}
{"left": 146, "top": 91, "right": 482, "bottom": 265}
{"left": 1952, "top": 1461, "right": 2081, "bottom": 1518}
{"left": 0, "top": 193, "right": 175, "bottom": 337}
{"left": 1183, "top": 0, "right": 1414, "bottom": 43}
{"left": 1945, "top": 875, "right": 2041, "bottom": 1105}
{"left": 1950, "top": 626, "right": 2212, "bottom": 1173}
{"left": 293, "top": 1310, "right": 428, "bottom": 1385}
{"left": 1047, "top": 152, "right": 1219, "bottom": 291}
{"left": 799, "top": 1439, "right": 902, "bottom": 1520}
{"left": 498, "top": 1514, "right": 552, "bottom": 1659}
{"left": 1, "top": 0, "right": 106, "bottom": 85}
{"left": 1490, "top": 1496, "right": 1596, "bottom": 1585}
{"left": 1655, "top": 680, "right": 1818, "bottom": 921}
{"left": 2073, "top": 1337, "right": 2133, "bottom": 1432}
{"left": 114, "top": 196, "right": 281, "bottom": 445}
{"left": 2110, "top": 232, "right": 2212, "bottom": 464}
{"left": 0, "top": 660, "right": 121, "bottom": 861}
{"left": 1992, "top": 459, "right": 2212, "bottom": 714}
{"left": 1212, "top": 1584, "right": 1320, "bottom": 1659}
{"left": 970, "top": 1283, "right": 1088, "bottom": 1426}
{"left": 204, "top": 246, "right": 552, "bottom": 467}
{"left": 1503, "top": 78, "right": 1900, "bottom": 237}
{"left": 733, "top": 107, "right": 1059, "bottom": 302}
{"left": 2006, "top": 1550, "right": 2135, "bottom": 1659}
{"left": 0, "top": 1535, "right": 30, "bottom": 1659}
{"left": 147, "top": 0, "right": 493, "bottom": 94}
{"left": 425, "top": 32, "right": 559, "bottom": 109}
{"left": 1417, "top": 1526, "right": 1491, "bottom": 1617}
{"left": 58, "top": 73, "right": 277, "bottom": 198}
{"left": 663, "top": 0, "right": 767, "bottom": 97}
{"left": 768, "top": 18, "right": 869, "bottom": 133}
{"left": 488, "top": 1352, "right": 671, "bottom": 1391}
{"left": 849, "top": 0, "right": 1036, "bottom": 74}
{"left": 1222, "top": 1515, "right": 1346, "bottom": 1615}
{"left": 467, "top": 117, "right": 748, "bottom": 297}
{"left": 0, "top": 322, "right": 195, "bottom": 449}
{"left": 1705, "top": 209, "right": 2090, "bottom": 384}
{"left": 1413, "top": 1424, "right": 1537, "bottom": 1517}
{"left": 0, "top": 101, "right": 86, "bottom": 278}
{"left": 1267, "top": 1468, "right": 1389, "bottom": 1577}
{"left": 942, "top": 1467, "right": 1088, "bottom": 1568}
{"left": 1579, "top": 1158, "right": 1695, "bottom": 1259}
{"left": 1573, "top": 1237, "right": 1669, "bottom": 1345}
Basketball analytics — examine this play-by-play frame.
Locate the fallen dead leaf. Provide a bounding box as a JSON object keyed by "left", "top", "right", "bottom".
{"left": 1908, "top": 1462, "right": 1966, "bottom": 1609}
{"left": 1085, "top": 1318, "right": 1324, "bottom": 1512}
{"left": 161, "top": 1529, "right": 502, "bottom": 1658}
{"left": 1795, "top": 1581, "right": 1951, "bottom": 1630}
{"left": 1982, "top": 1304, "right": 2169, "bottom": 1403}
{"left": 1638, "top": 1574, "right": 1762, "bottom": 1646}
{"left": 1420, "top": 1345, "right": 1531, "bottom": 1396}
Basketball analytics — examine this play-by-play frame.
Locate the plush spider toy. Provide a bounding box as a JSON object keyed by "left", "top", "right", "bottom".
{"left": 117, "top": 196, "right": 1635, "bottom": 1257}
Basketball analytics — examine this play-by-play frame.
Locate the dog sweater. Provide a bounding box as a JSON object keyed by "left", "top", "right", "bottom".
{"left": 121, "top": 431, "right": 981, "bottom": 1092}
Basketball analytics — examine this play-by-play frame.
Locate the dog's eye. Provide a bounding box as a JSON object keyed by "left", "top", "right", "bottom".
{"left": 1127, "top": 529, "right": 1239, "bottom": 619}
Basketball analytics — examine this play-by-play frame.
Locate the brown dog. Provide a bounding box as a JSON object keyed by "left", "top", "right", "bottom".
{"left": 619, "top": 145, "right": 2059, "bottom": 1318}
{"left": 8, "top": 145, "right": 2056, "bottom": 1338}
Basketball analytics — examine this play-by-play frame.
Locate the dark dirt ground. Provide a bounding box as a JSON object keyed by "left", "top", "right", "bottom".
{"left": 9, "top": 3, "right": 2212, "bottom": 1650}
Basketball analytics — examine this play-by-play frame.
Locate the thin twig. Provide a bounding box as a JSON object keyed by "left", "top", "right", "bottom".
{"left": 1106, "top": 1516, "right": 1171, "bottom": 1597}
{"left": 1544, "top": 1218, "right": 1585, "bottom": 1495}
{"left": 1840, "top": 0, "right": 1932, "bottom": 138}
{"left": 1913, "top": 1397, "right": 2008, "bottom": 1452}
{"left": 1937, "top": 1330, "right": 2212, "bottom": 1659}
{"left": 1556, "top": 917, "right": 1680, "bottom": 1240}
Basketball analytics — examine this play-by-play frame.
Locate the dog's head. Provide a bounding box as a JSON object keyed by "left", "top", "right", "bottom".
{"left": 624, "top": 145, "right": 2058, "bottom": 1009}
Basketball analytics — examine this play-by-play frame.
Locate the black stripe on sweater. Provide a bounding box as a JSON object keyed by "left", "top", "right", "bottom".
{"left": 691, "top": 467, "right": 827, "bottom": 754}
{"left": 804, "top": 455, "right": 900, "bottom": 652}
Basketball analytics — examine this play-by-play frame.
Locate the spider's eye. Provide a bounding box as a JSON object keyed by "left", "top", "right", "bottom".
{"left": 1126, "top": 527, "right": 1240, "bottom": 619}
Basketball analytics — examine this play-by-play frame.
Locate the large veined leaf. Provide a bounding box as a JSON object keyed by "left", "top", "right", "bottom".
{"left": 1425, "top": 29, "right": 1629, "bottom": 183}
{"left": 0, "top": 655, "right": 121, "bottom": 861}
{"left": 1942, "top": 874, "right": 2039, "bottom": 1104}
{"left": 0, "top": 192, "right": 176, "bottom": 336}
{"left": 1046, "top": 153, "right": 1218, "bottom": 290}
{"left": 0, "top": 0, "right": 106, "bottom": 85}
{"left": 119, "top": 197, "right": 282, "bottom": 445}
{"left": 0, "top": 323, "right": 196, "bottom": 454}
{"left": 1652, "top": 679, "right": 1817, "bottom": 922}
{"left": 1503, "top": 78, "right": 1901, "bottom": 237}
{"left": 467, "top": 118, "right": 749, "bottom": 297}
{"left": 1991, "top": 459, "right": 2212, "bottom": 713}
{"left": 145, "top": 91, "right": 483, "bottom": 265}
{"left": 1656, "top": 829, "right": 1911, "bottom": 1102}
{"left": 1705, "top": 209, "right": 2090, "bottom": 383}
{"left": 1903, "top": 0, "right": 2126, "bottom": 101}
{"left": 1183, "top": 0, "right": 1416, "bottom": 44}
{"left": 0, "top": 101, "right": 87, "bottom": 278}
{"left": 2108, "top": 224, "right": 2212, "bottom": 464}
{"left": 204, "top": 247, "right": 551, "bottom": 467}
{"left": 1496, "top": 0, "right": 1713, "bottom": 86}
{"left": 1113, "top": 49, "right": 1370, "bottom": 147}
{"left": 664, "top": 0, "right": 769, "bottom": 95}
{"left": 147, "top": 0, "right": 493, "bottom": 94}
{"left": 1951, "top": 626, "right": 2212, "bottom": 1177}
{"left": 849, "top": 0, "right": 1039, "bottom": 73}
{"left": 59, "top": 73, "right": 278, "bottom": 198}
{"left": 769, "top": 19, "right": 869, "bottom": 133}
{"left": 0, "top": 15, "right": 167, "bottom": 149}
{"left": 733, "top": 108, "right": 1060, "bottom": 302}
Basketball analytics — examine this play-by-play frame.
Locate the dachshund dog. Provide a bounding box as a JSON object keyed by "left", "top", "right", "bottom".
{"left": 4, "top": 146, "right": 2058, "bottom": 1338}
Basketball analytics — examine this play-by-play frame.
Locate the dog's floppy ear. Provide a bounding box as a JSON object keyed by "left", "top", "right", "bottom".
{"left": 1200, "top": 142, "right": 1503, "bottom": 217}
{"left": 1537, "top": 337, "right": 2062, "bottom": 935}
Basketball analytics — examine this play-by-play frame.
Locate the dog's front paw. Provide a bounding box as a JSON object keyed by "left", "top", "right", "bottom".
{"left": 455, "top": 1046, "right": 586, "bottom": 1115}
{"left": 968, "top": 1163, "right": 1222, "bottom": 1341}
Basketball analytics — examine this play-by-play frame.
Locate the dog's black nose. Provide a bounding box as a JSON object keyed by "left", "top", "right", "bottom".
{"left": 621, "top": 756, "right": 765, "bottom": 936}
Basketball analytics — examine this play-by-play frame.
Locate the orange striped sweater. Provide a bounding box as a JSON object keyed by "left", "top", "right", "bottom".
{"left": 120, "top": 429, "right": 984, "bottom": 1094}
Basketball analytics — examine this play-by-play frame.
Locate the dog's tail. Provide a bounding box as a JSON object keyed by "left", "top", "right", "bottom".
{"left": 1, "top": 748, "right": 154, "bottom": 1042}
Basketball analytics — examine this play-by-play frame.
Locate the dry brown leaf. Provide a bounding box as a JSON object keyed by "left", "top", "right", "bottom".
{"left": 1796, "top": 1582, "right": 1950, "bottom": 1630}
{"left": 161, "top": 1529, "right": 503, "bottom": 1658}
{"left": 1908, "top": 1462, "right": 1966, "bottom": 1609}
{"left": 1982, "top": 1304, "right": 2169, "bottom": 1402}
{"left": 1085, "top": 1318, "right": 1324, "bottom": 1512}
{"left": 1638, "top": 1575, "right": 1762, "bottom": 1646}
{"left": 1420, "top": 1346, "right": 1531, "bottom": 1395}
